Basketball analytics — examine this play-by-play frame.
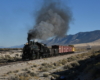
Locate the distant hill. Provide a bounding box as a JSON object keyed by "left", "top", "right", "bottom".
{"left": 0, "top": 46, "right": 5, "bottom": 48}
{"left": 0, "top": 45, "right": 24, "bottom": 48}
{"left": 42, "top": 30, "right": 100, "bottom": 46}
{"left": 92, "top": 39, "right": 100, "bottom": 43}
{"left": 9, "top": 44, "right": 24, "bottom": 48}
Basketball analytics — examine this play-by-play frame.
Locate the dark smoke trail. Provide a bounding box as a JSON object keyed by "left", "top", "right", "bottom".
{"left": 28, "top": 0, "right": 72, "bottom": 41}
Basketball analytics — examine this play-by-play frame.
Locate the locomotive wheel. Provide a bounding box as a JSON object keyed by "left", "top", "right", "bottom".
{"left": 22, "top": 55, "right": 26, "bottom": 60}
{"left": 36, "top": 52, "right": 40, "bottom": 59}
{"left": 22, "top": 57, "right": 25, "bottom": 60}
{"left": 29, "top": 54, "right": 36, "bottom": 60}
{"left": 42, "top": 54, "right": 46, "bottom": 58}
{"left": 46, "top": 54, "right": 49, "bottom": 57}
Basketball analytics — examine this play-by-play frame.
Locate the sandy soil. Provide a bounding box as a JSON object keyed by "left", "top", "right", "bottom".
{"left": 0, "top": 51, "right": 87, "bottom": 80}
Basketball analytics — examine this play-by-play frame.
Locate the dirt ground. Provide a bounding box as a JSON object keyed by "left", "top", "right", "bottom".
{"left": 74, "top": 39, "right": 100, "bottom": 48}
{"left": 0, "top": 51, "right": 87, "bottom": 80}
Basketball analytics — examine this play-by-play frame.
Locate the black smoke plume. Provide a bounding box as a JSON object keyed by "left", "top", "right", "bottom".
{"left": 27, "top": 0, "right": 72, "bottom": 42}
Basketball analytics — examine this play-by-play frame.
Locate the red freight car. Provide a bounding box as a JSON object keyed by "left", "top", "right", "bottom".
{"left": 52, "top": 45, "right": 74, "bottom": 55}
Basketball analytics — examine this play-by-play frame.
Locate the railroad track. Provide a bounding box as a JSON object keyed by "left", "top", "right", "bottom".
{"left": 0, "top": 59, "right": 25, "bottom": 67}
{"left": 0, "top": 51, "right": 86, "bottom": 67}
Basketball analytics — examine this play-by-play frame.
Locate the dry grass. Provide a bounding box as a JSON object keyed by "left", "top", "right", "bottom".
{"left": 22, "top": 68, "right": 28, "bottom": 71}
{"left": 13, "top": 70, "right": 19, "bottom": 73}
{"left": 71, "top": 61, "right": 80, "bottom": 67}
{"left": 63, "top": 64, "right": 73, "bottom": 69}
{"left": 29, "top": 72, "right": 37, "bottom": 77}
{"left": 53, "top": 59, "right": 67, "bottom": 67}
{"left": 8, "top": 75, "right": 31, "bottom": 80}
{"left": 30, "top": 64, "right": 37, "bottom": 68}
{"left": 39, "top": 66, "right": 50, "bottom": 72}
{"left": 6, "top": 71, "right": 13, "bottom": 74}
{"left": 51, "top": 74, "right": 60, "bottom": 78}
{"left": 43, "top": 73, "right": 49, "bottom": 77}
{"left": 40, "top": 63, "right": 54, "bottom": 71}
{"left": 67, "top": 56, "right": 78, "bottom": 62}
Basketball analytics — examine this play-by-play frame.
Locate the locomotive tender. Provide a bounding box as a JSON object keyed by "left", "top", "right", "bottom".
{"left": 22, "top": 41, "right": 75, "bottom": 60}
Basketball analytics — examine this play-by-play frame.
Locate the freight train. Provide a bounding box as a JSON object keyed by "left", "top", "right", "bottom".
{"left": 22, "top": 41, "right": 75, "bottom": 60}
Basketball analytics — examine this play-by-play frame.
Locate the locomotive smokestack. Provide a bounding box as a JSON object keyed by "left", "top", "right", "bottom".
{"left": 27, "top": 33, "right": 30, "bottom": 43}
{"left": 28, "top": 0, "right": 73, "bottom": 40}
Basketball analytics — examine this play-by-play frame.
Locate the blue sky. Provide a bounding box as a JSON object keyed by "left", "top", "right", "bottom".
{"left": 0, "top": 0, "right": 100, "bottom": 47}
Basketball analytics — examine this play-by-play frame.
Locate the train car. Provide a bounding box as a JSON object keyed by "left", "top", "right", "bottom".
{"left": 52, "top": 45, "right": 75, "bottom": 55}
{"left": 68, "top": 45, "right": 75, "bottom": 53}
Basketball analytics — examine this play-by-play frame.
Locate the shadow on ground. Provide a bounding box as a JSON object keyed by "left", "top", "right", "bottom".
{"left": 51, "top": 51, "right": 100, "bottom": 80}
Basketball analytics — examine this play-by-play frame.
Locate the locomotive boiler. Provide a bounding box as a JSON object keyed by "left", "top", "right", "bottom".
{"left": 22, "top": 41, "right": 50, "bottom": 60}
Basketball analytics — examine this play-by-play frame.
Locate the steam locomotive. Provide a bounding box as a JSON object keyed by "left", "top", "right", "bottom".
{"left": 22, "top": 41, "right": 75, "bottom": 60}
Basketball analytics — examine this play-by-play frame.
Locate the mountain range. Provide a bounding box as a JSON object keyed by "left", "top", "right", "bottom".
{"left": 0, "top": 30, "right": 100, "bottom": 48}
{"left": 42, "top": 30, "right": 100, "bottom": 46}
{"left": 0, "top": 45, "right": 24, "bottom": 48}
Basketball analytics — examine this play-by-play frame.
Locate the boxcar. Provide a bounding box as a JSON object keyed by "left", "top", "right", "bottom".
{"left": 52, "top": 45, "right": 75, "bottom": 55}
